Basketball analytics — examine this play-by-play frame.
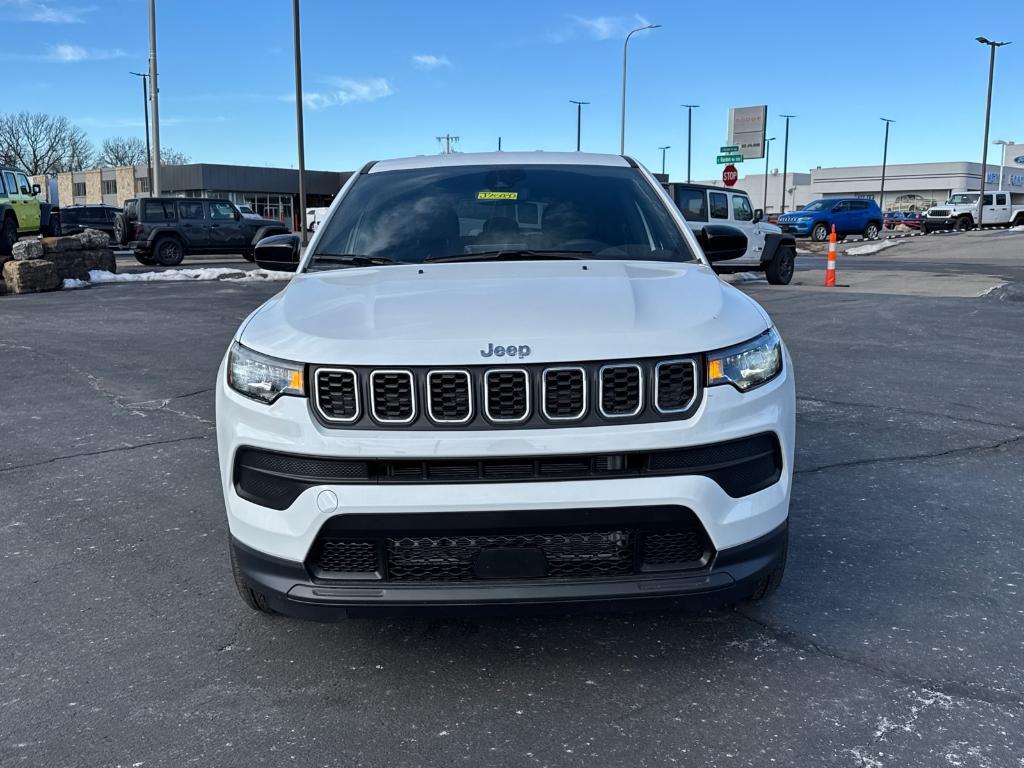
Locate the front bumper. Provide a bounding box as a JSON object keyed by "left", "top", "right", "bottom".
{"left": 216, "top": 350, "right": 795, "bottom": 615}
{"left": 230, "top": 521, "right": 788, "bottom": 618}
{"left": 921, "top": 217, "right": 955, "bottom": 232}
{"left": 777, "top": 221, "right": 812, "bottom": 236}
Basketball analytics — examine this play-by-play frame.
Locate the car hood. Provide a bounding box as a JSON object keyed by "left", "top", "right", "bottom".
{"left": 238, "top": 260, "right": 770, "bottom": 365}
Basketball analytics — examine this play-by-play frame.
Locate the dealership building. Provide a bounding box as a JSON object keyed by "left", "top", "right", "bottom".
{"left": 52, "top": 163, "right": 352, "bottom": 230}
{"left": 702, "top": 152, "right": 1024, "bottom": 213}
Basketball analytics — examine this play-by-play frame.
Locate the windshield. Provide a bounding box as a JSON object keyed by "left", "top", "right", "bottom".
{"left": 308, "top": 164, "right": 696, "bottom": 270}
{"left": 801, "top": 200, "right": 836, "bottom": 212}
{"left": 947, "top": 194, "right": 979, "bottom": 205}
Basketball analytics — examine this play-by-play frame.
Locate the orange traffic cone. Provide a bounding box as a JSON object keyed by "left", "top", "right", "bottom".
{"left": 825, "top": 225, "right": 837, "bottom": 287}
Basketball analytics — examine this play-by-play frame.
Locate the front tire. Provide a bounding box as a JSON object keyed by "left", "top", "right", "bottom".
{"left": 153, "top": 236, "right": 184, "bottom": 267}
{"left": 863, "top": 221, "right": 880, "bottom": 240}
{"left": 0, "top": 216, "right": 16, "bottom": 256}
{"left": 811, "top": 222, "right": 829, "bottom": 242}
{"left": 765, "top": 245, "right": 795, "bottom": 285}
{"left": 956, "top": 216, "right": 973, "bottom": 232}
{"left": 229, "top": 538, "right": 274, "bottom": 614}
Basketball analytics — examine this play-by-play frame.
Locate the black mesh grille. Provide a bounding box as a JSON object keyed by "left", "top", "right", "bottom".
{"left": 311, "top": 540, "right": 379, "bottom": 577}
{"left": 543, "top": 367, "right": 586, "bottom": 419}
{"left": 371, "top": 371, "right": 415, "bottom": 423}
{"left": 601, "top": 365, "right": 641, "bottom": 416}
{"left": 485, "top": 370, "right": 529, "bottom": 422}
{"left": 656, "top": 361, "right": 696, "bottom": 413}
{"left": 428, "top": 371, "right": 472, "bottom": 423}
{"left": 641, "top": 531, "right": 706, "bottom": 566}
{"left": 315, "top": 369, "right": 359, "bottom": 421}
{"left": 385, "top": 531, "right": 635, "bottom": 582}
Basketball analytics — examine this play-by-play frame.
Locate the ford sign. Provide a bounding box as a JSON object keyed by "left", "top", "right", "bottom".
{"left": 1014, "top": 155, "right": 1024, "bottom": 165}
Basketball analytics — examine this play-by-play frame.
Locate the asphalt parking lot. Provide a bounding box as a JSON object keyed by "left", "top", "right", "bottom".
{"left": 2, "top": 231, "right": 1023, "bottom": 767}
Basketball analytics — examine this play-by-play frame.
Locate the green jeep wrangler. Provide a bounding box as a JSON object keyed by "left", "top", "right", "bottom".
{"left": 1, "top": 165, "right": 61, "bottom": 256}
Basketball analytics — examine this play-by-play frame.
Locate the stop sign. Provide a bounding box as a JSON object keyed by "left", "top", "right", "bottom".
{"left": 722, "top": 164, "right": 738, "bottom": 187}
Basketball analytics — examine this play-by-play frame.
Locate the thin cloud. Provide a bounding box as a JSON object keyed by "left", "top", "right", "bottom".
{"left": 550, "top": 14, "right": 653, "bottom": 43}
{"left": 0, "top": 0, "right": 95, "bottom": 23}
{"left": 0, "top": 43, "right": 126, "bottom": 62}
{"left": 412, "top": 54, "right": 451, "bottom": 70}
{"left": 286, "top": 77, "right": 395, "bottom": 110}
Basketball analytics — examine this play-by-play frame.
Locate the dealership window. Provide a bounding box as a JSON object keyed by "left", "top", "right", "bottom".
{"left": 101, "top": 179, "right": 117, "bottom": 195}
{"left": 135, "top": 177, "right": 149, "bottom": 194}
{"left": 73, "top": 181, "right": 86, "bottom": 197}
{"left": 709, "top": 192, "right": 729, "bottom": 220}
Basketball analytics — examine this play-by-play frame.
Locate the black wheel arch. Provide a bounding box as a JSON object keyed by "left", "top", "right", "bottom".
{"left": 760, "top": 232, "right": 797, "bottom": 263}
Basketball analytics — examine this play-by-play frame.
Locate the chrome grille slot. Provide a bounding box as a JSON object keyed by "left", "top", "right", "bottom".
{"left": 542, "top": 366, "right": 586, "bottom": 420}
{"left": 655, "top": 359, "right": 697, "bottom": 414}
{"left": 314, "top": 368, "right": 360, "bottom": 422}
{"left": 370, "top": 370, "right": 416, "bottom": 424}
{"left": 599, "top": 364, "right": 642, "bottom": 417}
{"left": 427, "top": 370, "right": 472, "bottom": 424}
{"left": 484, "top": 369, "right": 530, "bottom": 423}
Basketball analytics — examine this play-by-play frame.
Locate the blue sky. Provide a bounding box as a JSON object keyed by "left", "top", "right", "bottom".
{"left": 3, "top": 0, "right": 1022, "bottom": 180}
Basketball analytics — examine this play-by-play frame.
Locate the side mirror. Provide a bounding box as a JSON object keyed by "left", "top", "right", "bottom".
{"left": 753, "top": 208, "right": 764, "bottom": 223}
{"left": 254, "top": 233, "right": 301, "bottom": 272}
{"left": 698, "top": 225, "right": 748, "bottom": 262}
{"left": 32, "top": 183, "right": 41, "bottom": 196}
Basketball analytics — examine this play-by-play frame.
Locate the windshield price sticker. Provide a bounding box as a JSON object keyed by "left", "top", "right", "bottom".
{"left": 477, "top": 191, "right": 518, "bottom": 200}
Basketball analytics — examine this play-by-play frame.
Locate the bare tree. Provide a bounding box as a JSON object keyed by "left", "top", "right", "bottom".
{"left": 97, "top": 136, "right": 190, "bottom": 168}
{"left": 0, "top": 112, "right": 94, "bottom": 174}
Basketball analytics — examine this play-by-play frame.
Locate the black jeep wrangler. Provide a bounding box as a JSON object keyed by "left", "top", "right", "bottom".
{"left": 116, "top": 197, "right": 291, "bottom": 266}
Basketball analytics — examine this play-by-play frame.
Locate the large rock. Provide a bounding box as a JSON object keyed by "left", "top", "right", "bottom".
{"left": 4, "top": 259, "right": 60, "bottom": 294}
{"left": 40, "top": 236, "right": 81, "bottom": 254}
{"left": 12, "top": 239, "right": 45, "bottom": 260}
{"left": 45, "top": 248, "right": 117, "bottom": 281}
{"left": 75, "top": 229, "right": 111, "bottom": 249}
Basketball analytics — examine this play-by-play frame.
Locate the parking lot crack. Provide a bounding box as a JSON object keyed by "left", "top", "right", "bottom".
{"left": 797, "top": 395, "right": 1021, "bottom": 431}
{"left": 796, "top": 432, "right": 1024, "bottom": 475}
{"left": 0, "top": 434, "right": 209, "bottom": 473}
{"left": 733, "top": 608, "right": 1024, "bottom": 713}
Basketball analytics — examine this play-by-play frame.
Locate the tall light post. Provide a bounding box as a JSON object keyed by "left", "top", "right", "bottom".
{"left": 292, "top": 0, "right": 308, "bottom": 241}
{"left": 129, "top": 71, "right": 153, "bottom": 195}
{"left": 879, "top": 118, "right": 895, "bottom": 211}
{"left": 681, "top": 104, "right": 698, "bottom": 182}
{"left": 658, "top": 145, "right": 671, "bottom": 176}
{"left": 763, "top": 137, "right": 775, "bottom": 212}
{"left": 569, "top": 100, "right": 589, "bottom": 151}
{"left": 976, "top": 37, "right": 1010, "bottom": 227}
{"left": 619, "top": 23, "right": 660, "bottom": 155}
{"left": 779, "top": 114, "right": 795, "bottom": 213}
{"left": 993, "top": 139, "right": 1013, "bottom": 190}
{"left": 147, "top": 0, "right": 161, "bottom": 196}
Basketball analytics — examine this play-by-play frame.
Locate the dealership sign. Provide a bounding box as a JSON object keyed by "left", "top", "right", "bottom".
{"left": 727, "top": 105, "right": 767, "bottom": 160}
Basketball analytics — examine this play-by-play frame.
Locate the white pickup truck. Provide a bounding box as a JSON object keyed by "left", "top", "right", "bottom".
{"left": 922, "top": 191, "right": 1024, "bottom": 233}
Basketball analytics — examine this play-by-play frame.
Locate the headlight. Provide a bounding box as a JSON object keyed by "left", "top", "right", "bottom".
{"left": 227, "top": 341, "right": 305, "bottom": 403}
{"left": 796, "top": 216, "right": 812, "bottom": 222}
{"left": 707, "top": 328, "right": 782, "bottom": 392}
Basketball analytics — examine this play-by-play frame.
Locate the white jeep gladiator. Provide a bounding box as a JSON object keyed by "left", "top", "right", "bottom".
{"left": 922, "top": 191, "right": 1024, "bottom": 233}
{"left": 216, "top": 152, "right": 795, "bottom": 619}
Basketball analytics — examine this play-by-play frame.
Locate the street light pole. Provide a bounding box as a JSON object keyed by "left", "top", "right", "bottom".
{"left": 292, "top": 0, "right": 308, "bottom": 243}
{"left": 976, "top": 37, "right": 1010, "bottom": 228}
{"left": 879, "top": 118, "right": 895, "bottom": 210}
{"left": 130, "top": 71, "right": 153, "bottom": 195}
{"left": 569, "top": 100, "right": 589, "bottom": 151}
{"left": 763, "top": 137, "right": 775, "bottom": 212}
{"left": 619, "top": 23, "right": 660, "bottom": 155}
{"left": 681, "top": 104, "right": 698, "bottom": 182}
{"left": 779, "top": 114, "right": 795, "bottom": 213}
{"left": 993, "top": 139, "right": 1012, "bottom": 191}
{"left": 147, "top": 0, "right": 161, "bottom": 196}
{"left": 658, "top": 146, "right": 671, "bottom": 176}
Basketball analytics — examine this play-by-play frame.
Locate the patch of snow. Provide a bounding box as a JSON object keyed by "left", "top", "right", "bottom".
{"left": 846, "top": 240, "right": 901, "bottom": 256}
{"left": 731, "top": 272, "right": 768, "bottom": 284}
{"left": 1009, "top": 224, "right": 1024, "bottom": 232}
{"left": 86, "top": 268, "right": 293, "bottom": 284}
{"left": 61, "top": 278, "right": 90, "bottom": 290}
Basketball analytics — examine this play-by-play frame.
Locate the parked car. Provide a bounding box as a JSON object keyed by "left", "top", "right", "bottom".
{"left": 1, "top": 165, "right": 61, "bottom": 254}
{"left": 776, "top": 198, "right": 884, "bottom": 242}
{"left": 219, "top": 151, "right": 795, "bottom": 619}
{"left": 883, "top": 210, "right": 904, "bottom": 230}
{"left": 922, "top": 192, "right": 1024, "bottom": 233}
{"left": 120, "top": 197, "right": 291, "bottom": 266}
{"left": 236, "top": 203, "right": 262, "bottom": 220}
{"left": 58, "top": 204, "right": 119, "bottom": 238}
{"left": 668, "top": 183, "right": 797, "bottom": 284}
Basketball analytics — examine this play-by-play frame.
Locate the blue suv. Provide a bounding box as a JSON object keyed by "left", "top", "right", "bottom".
{"left": 777, "top": 198, "right": 883, "bottom": 242}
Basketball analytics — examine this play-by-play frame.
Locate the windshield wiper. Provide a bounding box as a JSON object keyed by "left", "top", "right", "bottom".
{"left": 311, "top": 253, "right": 405, "bottom": 268}
{"left": 423, "top": 249, "right": 592, "bottom": 264}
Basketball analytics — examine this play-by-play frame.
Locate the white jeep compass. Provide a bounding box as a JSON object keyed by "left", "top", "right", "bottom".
{"left": 216, "top": 152, "right": 795, "bottom": 619}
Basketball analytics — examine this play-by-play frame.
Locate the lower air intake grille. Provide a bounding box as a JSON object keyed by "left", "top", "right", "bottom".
{"left": 311, "top": 540, "right": 379, "bottom": 577}
{"left": 641, "top": 531, "right": 706, "bottom": 567}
